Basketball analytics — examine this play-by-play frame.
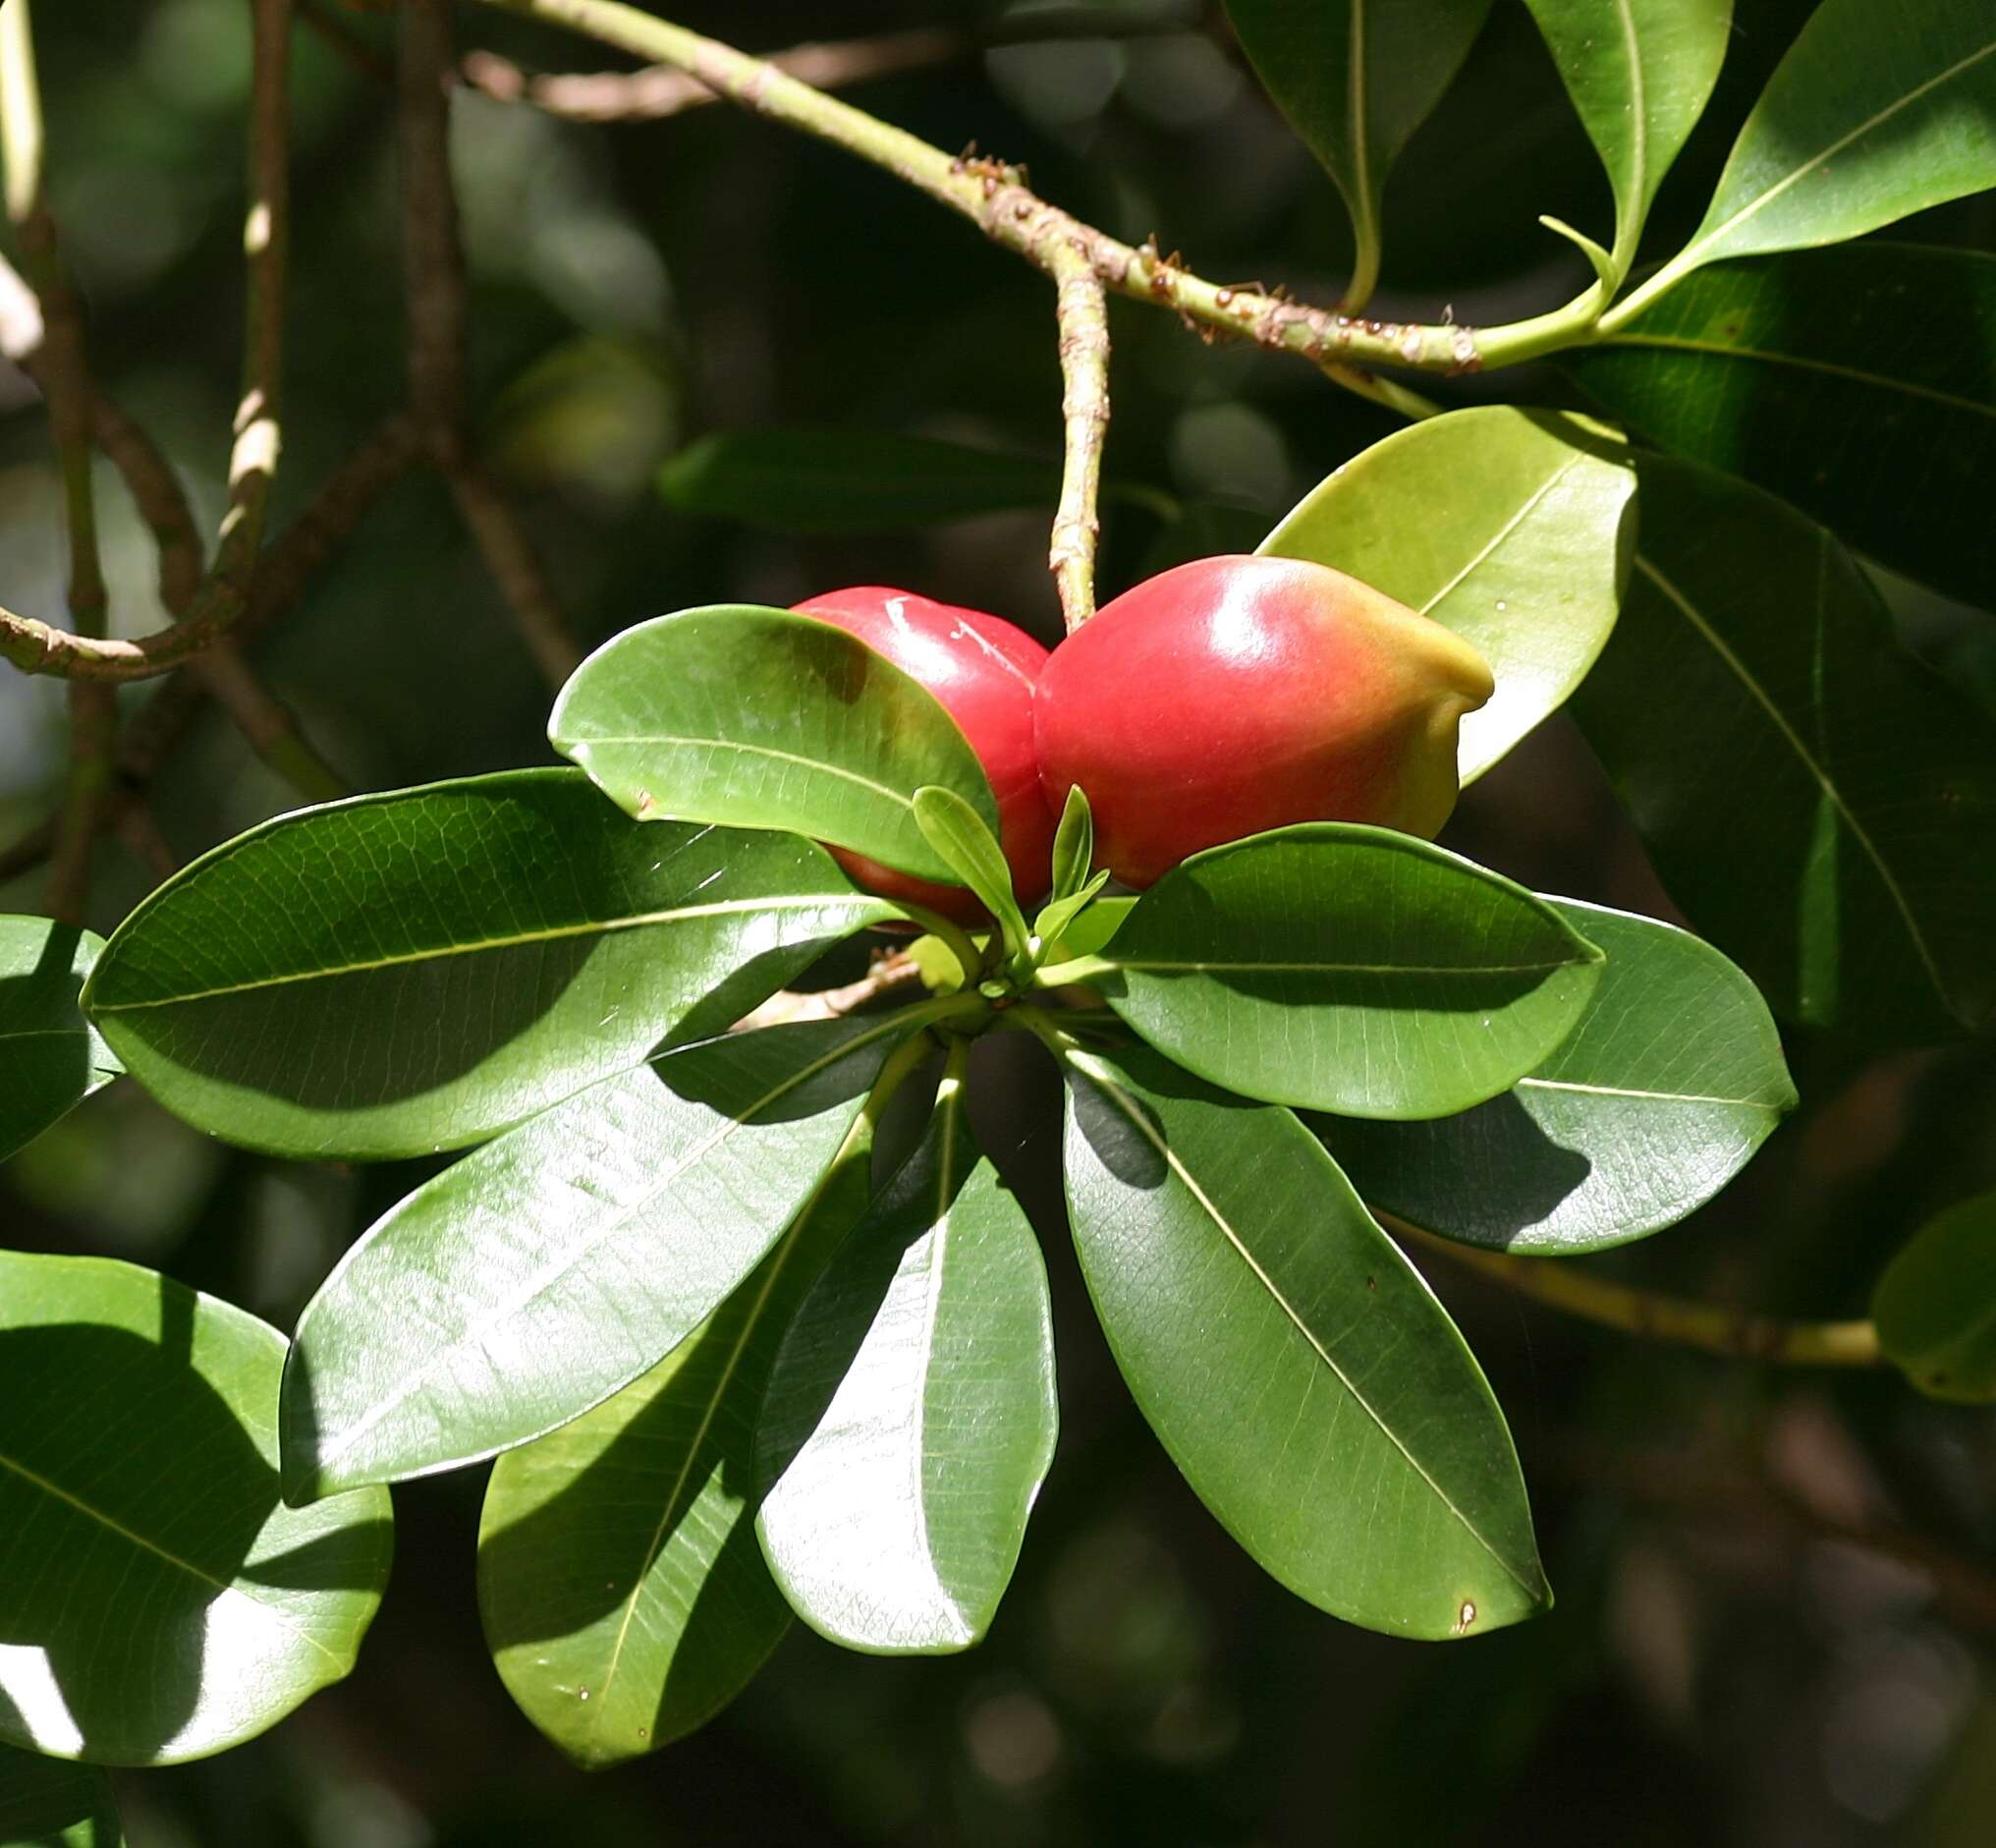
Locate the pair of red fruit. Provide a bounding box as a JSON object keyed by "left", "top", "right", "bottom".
{"left": 795, "top": 554, "right": 1496, "bottom": 922}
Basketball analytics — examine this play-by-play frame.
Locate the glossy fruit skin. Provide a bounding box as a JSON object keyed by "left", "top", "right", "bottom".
{"left": 1035, "top": 554, "right": 1495, "bottom": 887}
{"left": 791, "top": 586, "right": 1054, "bottom": 924}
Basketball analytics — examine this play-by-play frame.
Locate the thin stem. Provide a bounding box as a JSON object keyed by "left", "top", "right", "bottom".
{"left": 214, "top": 0, "right": 293, "bottom": 594}
{"left": 400, "top": 0, "right": 466, "bottom": 457}
{"left": 1048, "top": 247, "right": 1109, "bottom": 631}
{"left": 888, "top": 904, "right": 987, "bottom": 988}
{"left": 1394, "top": 1218, "right": 1883, "bottom": 1368}
{"left": 299, "top": 0, "right": 393, "bottom": 84}
{"left": 460, "top": 8, "right": 1201, "bottom": 123}
{"left": 730, "top": 949, "right": 925, "bottom": 1032}
{"left": 2, "top": 0, "right": 114, "bottom": 923}
{"left": 190, "top": 649, "right": 349, "bottom": 804}
{"left": 0, "top": 0, "right": 299, "bottom": 680}
{"left": 449, "top": 465, "right": 583, "bottom": 686}
{"left": 401, "top": 0, "right": 582, "bottom": 688}
{"left": 1031, "top": 952, "right": 1114, "bottom": 990}
{"left": 87, "top": 390, "right": 204, "bottom": 612}
{"left": 471, "top": 1, "right": 1594, "bottom": 386}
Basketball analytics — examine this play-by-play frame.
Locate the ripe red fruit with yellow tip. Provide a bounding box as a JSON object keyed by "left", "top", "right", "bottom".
{"left": 1034, "top": 554, "right": 1495, "bottom": 888}
{"left": 791, "top": 586, "right": 1055, "bottom": 924}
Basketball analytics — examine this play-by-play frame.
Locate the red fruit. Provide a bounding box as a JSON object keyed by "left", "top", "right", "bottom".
{"left": 1034, "top": 554, "right": 1495, "bottom": 888}
{"left": 791, "top": 586, "right": 1055, "bottom": 924}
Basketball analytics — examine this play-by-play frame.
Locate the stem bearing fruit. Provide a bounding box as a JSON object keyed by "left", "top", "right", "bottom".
{"left": 1034, "top": 555, "right": 1495, "bottom": 887}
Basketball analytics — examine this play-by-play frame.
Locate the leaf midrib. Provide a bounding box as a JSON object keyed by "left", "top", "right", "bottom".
{"left": 1691, "top": 32, "right": 1996, "bottom": 261}
{"left": 1634, "top": 550, "right": 1950, "bottom": 1008}
{"left": 588, "top": 1143, "right": 853, "bottom": 1723}
{"left": 0, "top": 1448, "right": 342, "bottom": 1666}
{"left": 1522, "top": 1074, "right": 1786, "bottom": 1111}
{"left": 1599, "top": 331, "right": 1996, "bottom": 421}
{"left": 310, "top": 1015, "right": 908, "bottom": 1477}
{"left": 92, "top": 894, "right": 880, "bottom": 1013}
{"left": 571, "top": 732, "right": 923, "bottom": 812}
{"left": 1073, "top": 1052, "right": 1542, "bottom": 1603}
{"left": 1116, "top": 955, "right": 1584, "bottom": 979}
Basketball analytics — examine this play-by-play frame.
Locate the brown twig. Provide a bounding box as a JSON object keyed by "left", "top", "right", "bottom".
{"left": 1048, "top": 247, "right": 1110, "bottom": 631}
{"left": 458, "top": 8, "right": 1205, "bottom": 124}
{"left": 1396, "top": 1218, "right": 1883, "bottom": 1369}
{"left": 299, "top": 0, "right": 394, "bottom": 84}
{"left": 448, "top": 464, "right": 584, "bottom": 685}
{"left": 213, "top": 0, "right": 293, "bottom": 596}
{"left": 460, "top": 28, "right": 963, "bottom": 123}
{"left": 87, "top": 391, "right": 204, "bottom": 611}
{"left": 2, "top": 1, "right": 116, "bottom": 923}
{"left": 731, "top": 951, "right": 925, "bottom": 1032}
{"left": 0, "top": 417, "right": 419, "bottom": 887}
{"left": 402, "top": 0, "right": 582, "bottom": 688}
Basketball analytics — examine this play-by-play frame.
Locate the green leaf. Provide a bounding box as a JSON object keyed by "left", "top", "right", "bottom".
{"left": 1629, "top": 0, "right": 1996, "bottom": 300}
{"left": 549, "top": 606, "right": 1001, "bottom": 883}
{"left": 1318, "top": 901, "right": 1796, "bottom": 1254}
{"left": 1047, "top": 783, "right": 1094, "bottom": 905}
{"left": 1524, "top": 0, "right": 1733, "bottom": 276}
{"left": 0, "top": 1745, "right": 120, "bottom": 1846}
{"left": 1223, "top": 0, "right": 1496, "bottom": 306}
{"left": 0, "top": 1252, "right": 392, "bottom": 1766}
{"left": 658, "top": 428, "right": 1063, "bottom": 532}
{"left": 1569, "top": 245, "right": 1996, "bottom": 610}
{"left": 0, "top": 918, "right": 119, "bottom": 1165}
{"left": 912, "top": 786, "right": 1030, "bottom": 963}
{"left": 1048, "top": 894, "right": 1132, "bottom": 962}
{"left": 281, "top": 1008, "right": 941, "bottom": 1500}
{"left": 1077, "top": 826, "right": 1605, "bottom": 1120}
{"left": 1057, "top": 1040, "right": 1547, "bottom": 1638}
{"left": 1032, "top": 872, "right": 1112, "bottom": 954}
{"left": 477, "top": 1114, "right": 883, "bottom": 1766}
{"left": 1259, "top": 408, "right": 1638, "bottom": 784}
{"left": 755, "top": 1053, "right": 1057, "bottom": 1653}
{"left": 83, "top": 770, "right": 892, "bottom": 1160}
{"left": 1873, "top": 1188, "right": 1996, "bottom": 1402}
{"left": 1571, "top": 455, "right": 1996, "bottom": 1041}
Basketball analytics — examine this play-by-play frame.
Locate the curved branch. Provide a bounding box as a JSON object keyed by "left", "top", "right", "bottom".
{"left": 1394, "top": 1218, "right": 1882, "bottom": 1369}
{"left": 471, "top": 2, "right": 1567, "bottom": 385}
{"left": 1048, "top": 248, "right": 1109, "bottom": 631}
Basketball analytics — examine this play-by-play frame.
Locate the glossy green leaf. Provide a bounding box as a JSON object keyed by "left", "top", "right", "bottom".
{"left": 1630, "top": 0, "right": 1996, "bottom": 300}
{"left": 1572, "top": 456, "right": 1996, "bottom": 1041}
{"left": 0, "top": 1253, "right": 392, "bottom": 1765}
{"left": 549, "top": 606, "right": 1000, "bottom": 882}
{"left": 1873, "top": 1188, "right": 1996, "bottom": 1402}
{"left": 1570, "top": 245, "right": 1996, "bottom": 609}
{"left": 477, "top": 1116, "right": 882, "bottom": 1766}
{"left": 83, "top": 771, "right": 892, "bottom": 1160}
{"left": 1048, "top": 783, "right": 1094, "bottom": 906}
{"left": 1078, "top": 825, "right": 1605, "bottom": 1120}
{"left": 0, "top": 918, "right": 119, "bottom": 1165}
{"left": 1057, "top": 1040, "right": 1547, "bottom": 1638}
{"left": 659, "top": 428, "right": 1062, "bottom": 532}
{"left": 756, "top": 1055, "right": 1057, "bottom": 1653}
{"left": 1524, "top": 0, "right": 1733, "bottom": 276}
{"left": 0, "top": 1744, "right": 120, "bottom": 1846}
{"left": 1260, "top": 408, "right": 1638, "bottom": 783}
{"left": 912, "top": 786, "right": 1030, "bottom": 964}
{"left": 1032, "top": 872, "right": 1112, "bottom": 954}
{"left": 1318, "top": 901, "right": 1796, "bottom": 1254}
{"left": 1223, "top": 0, "right": 1495, "bottom": 305}
{"left": 282, "top": 1008, "right": 942, "bottom": 1500}
{"left": 1048, "top": 895, "right": 1133, "bottom": 962}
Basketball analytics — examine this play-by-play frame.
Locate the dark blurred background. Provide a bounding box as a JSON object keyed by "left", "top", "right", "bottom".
{"left": 4, "top": 2, "right": 1995, "bottom": 1842}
